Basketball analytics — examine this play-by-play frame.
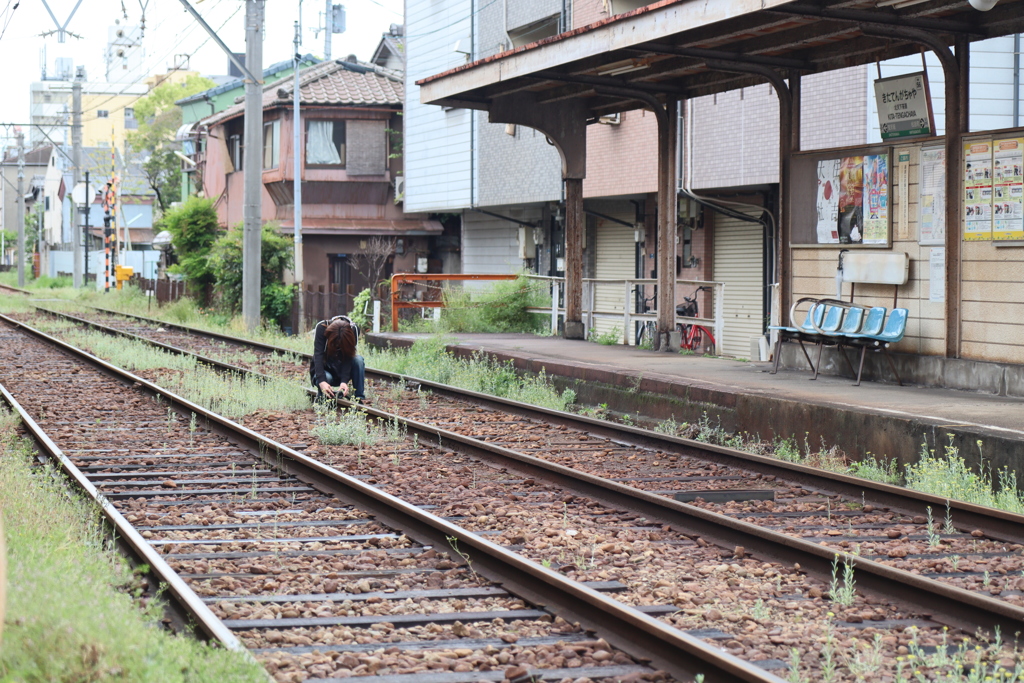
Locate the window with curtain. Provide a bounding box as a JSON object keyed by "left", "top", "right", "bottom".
{"left": 305, "top": 119, "right": 346, "bottom": 167}
{"left": 263, "top": 119, "right": 280, "bottom": 169}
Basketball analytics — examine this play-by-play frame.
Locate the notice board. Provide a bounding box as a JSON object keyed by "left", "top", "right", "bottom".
{"left": 791, "top": 145, "right": 892, "bottom": 248}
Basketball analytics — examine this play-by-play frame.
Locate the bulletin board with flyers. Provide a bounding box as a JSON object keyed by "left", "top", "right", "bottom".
{"left": 963, "top": 136, "right": 1024, "bottom": 242}
{"left": 790, "top": 145, "right": 892, "bottom": 248}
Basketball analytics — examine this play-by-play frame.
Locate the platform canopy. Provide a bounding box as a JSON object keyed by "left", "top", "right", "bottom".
{"left": 418, "top": 0, "right": 1023, "bottom": 117}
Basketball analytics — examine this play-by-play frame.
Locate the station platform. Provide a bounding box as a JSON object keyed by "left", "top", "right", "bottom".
{"left": 368, "top": 332, "right": 1024, "bottom": 474}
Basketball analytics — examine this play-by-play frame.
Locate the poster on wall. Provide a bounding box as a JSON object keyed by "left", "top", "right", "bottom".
{"left": 964, "top": 140, "right": 993, "bottom": 241}
{"left": 814, "top": 154, "right": 889, "bottom": 245}
{"left": 929, "top": 248, "right": 945, "bottom": 303}
{"left": 815, "top": 158, "right": 841, "bottom": 243}
{"left": 992, "top": 137, "right": 1024, "bottom": 241}
{"left": 862, "top": 154, "right": 889, "bottom": 244}
{"left": 919, "top": 146, "right": 945, "bottom": 245}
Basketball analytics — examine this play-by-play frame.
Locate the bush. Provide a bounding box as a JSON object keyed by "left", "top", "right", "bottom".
{"left": 208, "top": 221, "right": 295, "bottom": 327}
{"left": 161, "top": 197, "right": 220, "bottom": 302}
{"left": 349, "top": 288, "right": 373, "bottom": 331}
{"left": 31, "top": 275, "right": 72, "bottom": 289}
{"left": 435, "top": 275, "right": 550, "bottom": 333}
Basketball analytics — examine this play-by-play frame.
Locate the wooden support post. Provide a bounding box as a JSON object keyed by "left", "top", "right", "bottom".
{"left": 564, "top": 177, "right": 585, "bottom": 339}
{"left": 657, "top": 99, "right": 679, "bottom": 349}
{"left": 945, "top": 35, "right": 968, "bottom": 359}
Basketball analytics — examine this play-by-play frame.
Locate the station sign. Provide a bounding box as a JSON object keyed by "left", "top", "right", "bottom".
{"left": 874, "top": 71, "right": 935, "bottom": 140}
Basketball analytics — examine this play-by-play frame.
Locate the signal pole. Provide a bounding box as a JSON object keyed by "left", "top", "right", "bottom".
{"left": 242, "top": 0, "right": 265, "bottom": 329}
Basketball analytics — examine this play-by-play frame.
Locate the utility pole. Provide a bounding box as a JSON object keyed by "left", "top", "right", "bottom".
{"left": 72, "top": 69, "right": 83, "bottom": 288}
{"left": 16, "top": 130, "right": 25, "bottom": 287}
{"left": 83, "top": 170, "right": 90, "bottom": 286}
{"left": 293, "top": 19, "right": 305, "bottom": 333}
{"left": 324, "top": 0, "right": 332, "bottom": 60}
{"left": 242, "top": 0, "right": 265, "bottom": 329}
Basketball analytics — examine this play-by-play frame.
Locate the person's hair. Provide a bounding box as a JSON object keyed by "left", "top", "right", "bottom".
{"left": 325, "top": 319, "right": 357, "bottom": 360}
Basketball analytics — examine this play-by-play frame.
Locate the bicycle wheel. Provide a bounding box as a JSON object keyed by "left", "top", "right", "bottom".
{"left": 636, "top": 321, "right": 655, "bottom": 347}
{"left": 693, "top": 326, "right": 716, "bottom": 353}
{"left": 677, "top": 323, "right": 693, "bottom": 350}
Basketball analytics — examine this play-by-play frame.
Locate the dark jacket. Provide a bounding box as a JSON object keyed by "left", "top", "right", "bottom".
{"left": 309, "top": 316, "right": 359, "bottom": 386}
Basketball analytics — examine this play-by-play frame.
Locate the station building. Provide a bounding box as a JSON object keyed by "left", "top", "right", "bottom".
{"left": 409, "top": 0, "right": 1024, "bottom": 394}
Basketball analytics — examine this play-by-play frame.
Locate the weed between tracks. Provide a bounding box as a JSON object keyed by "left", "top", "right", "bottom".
{"left": 309, "top": 401, "right": 407, "bottom": 447}
{"left": 0, "top": 406, "right": 263, "bottom": 682}
{"left": 648, "top": 412, "right": 1024, "bottom": 516}
{"left": 28, "top": 323, "right": 309, "bottom": 419}
{"left": 364, "top": 335, "right": 576, "bottom": 412}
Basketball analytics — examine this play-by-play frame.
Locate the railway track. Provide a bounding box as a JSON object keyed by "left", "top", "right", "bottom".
{"left": 0, "top": 281, "right": 31, "bottom": 296}
{"left": 10, "top": 306, "right": 1024, "bottom": 679}
{"left": 0, "top": 313, "right": 782, "bottom": 683}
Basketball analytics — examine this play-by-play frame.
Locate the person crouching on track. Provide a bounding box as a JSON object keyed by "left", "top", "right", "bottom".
{"left": 310, "top": 316, "right": 367, "bottom": 402}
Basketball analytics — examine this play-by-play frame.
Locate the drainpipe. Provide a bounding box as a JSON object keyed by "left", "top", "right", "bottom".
{"left": 1015, "top": 33, "right": 1020, "bottom": 128}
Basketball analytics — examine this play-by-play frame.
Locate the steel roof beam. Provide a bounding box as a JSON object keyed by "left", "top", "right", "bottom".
{"left": 534, "top": 70, "right": 684, "bottom": 97}
{"left": 768, "top": 4, "right": 983, "bottom": 37}
{"left": 625, "top": 44, "right": 810, "bottom": 71}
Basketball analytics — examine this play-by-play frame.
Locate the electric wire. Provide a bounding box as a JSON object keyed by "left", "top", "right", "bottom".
{"left": 80, "top": 0, "right": 231, "bottom": 118}
{"left": 404, "top": 0, "right": 499, "bottom": 40}
{"left": 0, "top": 0, "right": 19, "bottom": 43}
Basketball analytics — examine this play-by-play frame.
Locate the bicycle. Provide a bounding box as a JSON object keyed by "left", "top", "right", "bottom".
{"left": 634, "top": 292, "right": 657, "bottom": 347}
{"left": 676, "top": 286, "right": 717, "bottom": 353}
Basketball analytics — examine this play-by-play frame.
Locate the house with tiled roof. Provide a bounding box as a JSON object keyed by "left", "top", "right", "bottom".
{"left": 197, "top": 58, "right": 442, "bottom": 318}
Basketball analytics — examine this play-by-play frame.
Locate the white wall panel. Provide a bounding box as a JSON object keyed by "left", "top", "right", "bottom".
{"left": 405, "top": 0, "right": 473, "bottom": 212}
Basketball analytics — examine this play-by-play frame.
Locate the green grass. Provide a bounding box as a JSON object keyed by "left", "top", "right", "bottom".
{"left": 905, "top": 438, "right": 1024, "bottom": 514}
{"left": 310, "top": 402, "right": 408, "bottom": 447}
{"left": 365, "top": 335, "right": 576, "bottom": 412}
{"left": 30, "top": 322, "right": 310, "bottom": 419}
{"left": 0, "top": 406, "right": 264, "bottom": 682}
{"left": 400, "top": 275, "right": 551, "bottom": 334}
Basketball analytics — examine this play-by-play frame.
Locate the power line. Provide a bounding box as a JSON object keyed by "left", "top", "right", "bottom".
{"left": 80, "top": 0, "right": 228, "bottom": 117}
{"left": 0, "top": 1, "right": 19, "bottom": 43}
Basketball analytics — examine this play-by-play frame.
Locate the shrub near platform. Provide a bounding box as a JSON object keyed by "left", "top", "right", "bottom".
{"left": 0, "top": 407, "right": 264, "bottom": 682}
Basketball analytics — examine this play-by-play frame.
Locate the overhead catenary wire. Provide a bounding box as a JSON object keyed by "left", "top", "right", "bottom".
{"left": 0, "top": 0, "right": 19, "bottom": 42}
{"left": 80, "top": 0, "right": 233, "bottom": 119}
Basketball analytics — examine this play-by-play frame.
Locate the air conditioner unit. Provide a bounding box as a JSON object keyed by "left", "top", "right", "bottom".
{"left": 598, "top": 113, "right": 621, "bottom": 125}
{"left": 394, "top": 176, "right": 405, "bottom": 199}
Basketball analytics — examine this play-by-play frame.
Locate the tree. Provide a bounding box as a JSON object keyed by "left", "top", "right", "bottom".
{"left": 209, "top": 222, "right": 295, "bottom": 327}
{"left": 162, "top": 196, "right": 220, "bottom": 302}
{"left": 352, "top": 236, "right": 396, "bottom": 298}
{"left": 127, "top": 74, "right": 214, "bottom": 212}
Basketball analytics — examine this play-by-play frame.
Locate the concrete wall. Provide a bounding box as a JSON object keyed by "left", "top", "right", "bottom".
{"left": 405, "top": 0, "right": 473, "bottom": 212}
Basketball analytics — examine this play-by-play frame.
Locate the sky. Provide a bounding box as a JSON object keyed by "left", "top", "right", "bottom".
{"left": 0, "top": 0, "right": 404, "bottom": 146}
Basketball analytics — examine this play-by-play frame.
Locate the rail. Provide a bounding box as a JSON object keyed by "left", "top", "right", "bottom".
{"left": 4, "top": 310, "right": 782, "bottom": 683}
{"left": 32, "top": 306, "right": 1024, "bottom": 644}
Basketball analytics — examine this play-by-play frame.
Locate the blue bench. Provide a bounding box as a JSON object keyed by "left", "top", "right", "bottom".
{"left": 771, "top": 298, "right": 909, "bottom": 386}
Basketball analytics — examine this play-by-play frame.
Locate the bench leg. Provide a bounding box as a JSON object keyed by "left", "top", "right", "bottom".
{"left": 882, "top": 346, "right": 903, "bottom": 386}
{"left": 811, "top": 342, "right": 824, "bottom": 380}
{"left": 797, "top": 338, "right": 816, "bottom": 373}
{"left": 854, "top": 346, "right": 867, "bottom": 386}
{"left": 771, "top": 337, "right": 783, "bottom": 374}
{"left": 837, "top": 344, "right": 857, "bottom": 378}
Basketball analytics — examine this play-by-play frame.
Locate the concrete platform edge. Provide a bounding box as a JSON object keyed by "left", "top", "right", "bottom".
{"left": 366, "top": 333, "right": 1024, "bottom": 480}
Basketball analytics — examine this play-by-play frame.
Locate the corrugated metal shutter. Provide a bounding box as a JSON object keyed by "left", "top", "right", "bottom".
{"left": 713, "top": 211, "right": 764, "bottom": 358}
{"left": 592, "top": 211, "right": 636, "bottom": 343}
